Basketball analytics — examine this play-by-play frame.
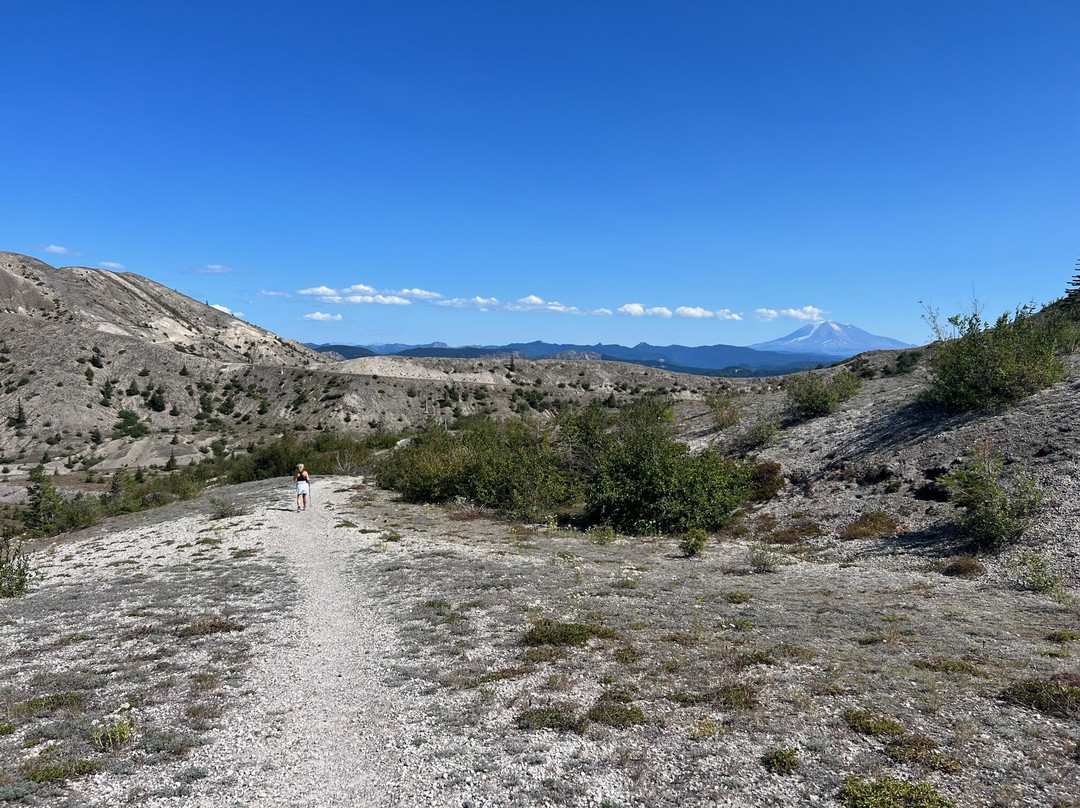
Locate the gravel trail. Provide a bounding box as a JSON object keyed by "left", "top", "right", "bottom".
{"left": 150, "top": 481, "right": 409, "bottom": 807}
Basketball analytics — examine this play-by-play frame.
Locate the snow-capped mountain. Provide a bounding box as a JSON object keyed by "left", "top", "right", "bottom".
{"left": 749, "top": 321, "right": 910, "bottom": 356}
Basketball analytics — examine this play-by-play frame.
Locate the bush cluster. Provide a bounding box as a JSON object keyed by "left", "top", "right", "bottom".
{"left": 374, "top": 418, "right": 574, "bottom": 520}
{"left": 377, "top": 399, "right": 782, "bottom": 535}
{"left": 924, "top": 305, "right": 1070, "bottom": 413}
{"left": 785, "top": 370, "right": 862, "bottom": 418}
{"left": 945, "top": 442, "right": 1041, "bottom": 550}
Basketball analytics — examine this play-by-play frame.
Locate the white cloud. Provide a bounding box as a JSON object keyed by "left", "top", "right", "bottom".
{"left": 434, "top": 294, "right": 611, "bottom": 316}
{"left": 343, "top": 294, "right": 411, "bottom": 305}
{"left": 436, "top": 296, "right": 501, "bottom": 310}
{"left": 394, "top": 288, "right": 443, "bottom": 300}
{"left": 755, "top": 305, "right": 824, "bottom": 323}
{"left": 211, "top": 304, "right": 234, "bottom": 315}
{"left": 298, "top": 285, "right": 338, "bottom": 296}
{"left": 43, "top": 244, "right": 76, "bottom": 255}
{"left": 99, "top": 261, "right": 126, "bottom": 270}
{"left": 343, "top": 283, "right": 377, "bottom": 295}
{"left": 506, "top": 295, "right": 582, "bottom": 314}
{"left": 779, "top": 305, "right": 824, "bottom": 321}
{"left": 191, "top": 264, "right": 233, "bottom": 275}
{"left": 259, "top": 290, "right": 292, "bottom": 297}
{"left": 302, "top": 312, "right": 343, "bottom": 322}
{"left": 716, "top": 309, "right": 742, "bottom": 321}
{"left": 618, "top": 303, "right": 672, "bottom": 318}
{"left": 675, "top": 306, "right": 713, "bottom": 319}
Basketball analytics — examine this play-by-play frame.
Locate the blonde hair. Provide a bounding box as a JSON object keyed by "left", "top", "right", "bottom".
{"left": 297, "top": 464, "right": 304, "bottom": 472}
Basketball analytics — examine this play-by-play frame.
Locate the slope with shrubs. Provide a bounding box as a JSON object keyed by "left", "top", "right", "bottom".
{"left": 923, "top": 304, "right": 1079, "bottom": 413}
{"left": 375, "top": 398, "right": 781, "bottom": 534}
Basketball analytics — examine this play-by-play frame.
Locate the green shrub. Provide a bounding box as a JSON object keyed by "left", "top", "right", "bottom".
{"left": 523, "top": 619, "right": 616, "bottom": 647}
{"left": 843, "top": 708, "right": 906, "bottom": 736}
{"left": 924, "top": 304, "right": 1067, "bottom": 413}
{"left": 785, "top": 370, "right": 862, "bottom": 418}
{"left": 882, "top": 349, "right": 922, "bottom": 376}
{"left": 585, "top": 702, "right": 645, "bottom": 728}
{"left": 841, "top": 511, "right": 900, "bottom": 541}
{"left": 679, "top": 528, "right": 708, "bottom": 558}
{"left": 112, "top": 409, "right": 150, "bottom": 438}
{"left": 0, "top": 537, "right": 31, "bottom": 597}
{"left": 884, "top": 734, "right": 962, "bottom": 773}
{"left": 581, "top": 399, "right": 757, "bottom": 534}
{"left": 705, "top": 390, "right": 742, "bottom": 429}
{"left": 376, "top": 401, "right": 766, "bottom": 535}
{"left": 1011, "top": 552, "right": 1068, "bottom": 599}
{"left": 746, "top": 461, "right": 784, "bottom": 502}
{"left": 761, "top": 748, "right": 799, "bottom": 775}
{"left": 1001, "top": 677, "right": 1080, "bottom": 718}
{"left": 838, "top": 776, "right": 955, "bottom": 808}
{"left": 24, "top": 758, "right": 98, "bottom": 784}
{"left": 375, "top": 418, "right": 574, "bottom": 519}
{"left": 54, "top": 493, "right": 102, "bottom": 532}
{"left": 946, "top": 442, "right": 1041, "bottom": 550}
{"left": 515, "top": 707, "right": 584, "bottom": 733}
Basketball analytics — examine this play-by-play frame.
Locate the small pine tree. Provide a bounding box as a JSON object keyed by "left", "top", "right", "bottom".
{"left": 164, "top": 451, "right": 179, "bottom": 471}
{"left": 23, "top": 465, "right": 63, "bottom": 533}
{"left": 7, "top": 399, "right": 26, "bottom": 429}
{"left": 148, "top": 386, "right": 167, "bottom": 412}
{"left": 1067, "top": 257, "right": 1080, "bottom": 311}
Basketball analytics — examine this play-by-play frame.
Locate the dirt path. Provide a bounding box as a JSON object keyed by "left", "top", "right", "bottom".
{"left": 141, "top": 480, "right": 411, "bottom": 807}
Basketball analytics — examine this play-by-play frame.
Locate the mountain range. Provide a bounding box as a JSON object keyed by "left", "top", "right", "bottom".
{"left": 307, "top": 322, "right": 910, "bottom": 377}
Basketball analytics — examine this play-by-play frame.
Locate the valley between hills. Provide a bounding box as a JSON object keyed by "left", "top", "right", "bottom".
{"left": 0, "top": 250, "right": 1078, "bottom": 806}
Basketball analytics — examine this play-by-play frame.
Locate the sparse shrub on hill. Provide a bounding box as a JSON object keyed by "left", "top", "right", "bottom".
{"left": 946, "top": 441, "right": 1041, "bottom": 551}
{"left": 705, "top": 390, "right": 742, "bottom": 429}
{"left": 375, "top": 418, "right": 574, "bottom": 520}
{"left": 572, "top": 399, "right": 761, "bottom": 534}
{"left": 784, "top": 370, "right": 862, "bottom": 418}
{"left": 375, "top": 399, "right": 773, "bottom": 534}
{"left": 113, "top": 410, "right": 150, "bottom": 439}
{"left": 924, "top": 304, "right": 1068, "bottom": 414}
{"left": 0, "top": 536, "right": 31, "bottom": 597}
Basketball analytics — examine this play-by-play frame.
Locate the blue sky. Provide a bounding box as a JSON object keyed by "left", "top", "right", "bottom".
{"left": 3, "top": 1, "right": 1077, "bottom": 348}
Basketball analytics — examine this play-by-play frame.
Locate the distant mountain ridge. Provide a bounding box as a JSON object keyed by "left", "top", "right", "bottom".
{"left": 750, "top": 320, "right": 910, "bottom": 355}
{"left": 306, "top": 326, "right": 912, "bottom": 376}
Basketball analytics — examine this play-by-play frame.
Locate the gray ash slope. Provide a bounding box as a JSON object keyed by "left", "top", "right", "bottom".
{"left": 0, "top": 251, "right": 320, "bottom": 366}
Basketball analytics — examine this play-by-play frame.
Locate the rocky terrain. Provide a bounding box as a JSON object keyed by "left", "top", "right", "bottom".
{"left": 0, "top": 251, "right": 1078, "bottom": 806}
